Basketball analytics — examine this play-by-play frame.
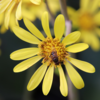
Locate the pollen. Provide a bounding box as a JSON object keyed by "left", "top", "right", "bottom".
{"left": 79, "top": 13, "right": 95, "bottom": 30}
{"left": 38, "top": 37, "right": 69, "bottom": 66}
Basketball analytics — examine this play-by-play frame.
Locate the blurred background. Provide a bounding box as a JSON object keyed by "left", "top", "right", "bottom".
{"left": 0, "top": 0, "right": 100, "bottom": 100}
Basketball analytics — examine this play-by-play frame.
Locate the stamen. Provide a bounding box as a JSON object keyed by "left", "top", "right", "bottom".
{"left": 38, "top": 37, "right": 69, "bottom": 66}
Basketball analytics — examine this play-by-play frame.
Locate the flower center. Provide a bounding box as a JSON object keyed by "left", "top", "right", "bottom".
{"left": 38, "top": 37, "right": 69, "bottom": 66}
{"left": 79, "top": 13, "right": 95, "bottom": 30}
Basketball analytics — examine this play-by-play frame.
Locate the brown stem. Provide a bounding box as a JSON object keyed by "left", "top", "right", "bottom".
{"left": 45, "top": 0, "right": 55, "bottom": 26}
{"left": 59, "top": 0, "right": 69, "bottom": 20}
{"left": 59, "top": 0, "right": 72, "bottom": 36}
{"left": 59, "top": 1, "right": 79, "bottom": 100}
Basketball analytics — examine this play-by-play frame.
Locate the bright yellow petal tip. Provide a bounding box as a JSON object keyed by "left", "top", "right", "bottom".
{"left": 42, "top": 64, "right": 54, "bottom": 95}
{"left": 66, "top": 43, "right": 89, "bottom": 53}
{"left": 23, "top": 18, "right": 45, "bottom": 40}
{"left": 54, "top": 14, "right": 65, "bottom": 40}
{"left": 65, "top": 61, "right": 85, "bottom": 89}
{"left": 30, "top": 0, "right": 41, "bottom": 5}
{"left": 12, "top": 26, "right": 41, "bottom": 44}
{"left": 41, "top": 11, "right": 52, "bottom": 38}
{"left": 69, "top": 57, "right": 95, "bottom": 73}
{"left": 10, "top": 48, "right": 40, "bottom": 60}
{"left": 16, "top": 1, "right": 22, "bottom": 20}
{"left": 62, "top": 31, "right": 81, "bottom": 45}
{"left": 13, "top": 56, "right": 42, "bottom": 73}
{"left": 27, "top": 62, "right": 47, "bottom": 91}
{"left": 58, "top": 65, "right": 68, "bottom": 97}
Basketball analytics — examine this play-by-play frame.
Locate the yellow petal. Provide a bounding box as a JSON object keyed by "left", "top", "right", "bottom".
{"left": 30, "top": 0, "right": 41, "bottom": 5}
{"left": 66, "top": 43, "right": 89, "bottom": 53}
{"left": 80, "top": 30, "right": 91, "bottom": 44}
{"left": 58, "top": 65, "right": 68, "bottom": 97}
{"left": 41, "top": 11, "right": 52, "bottom": 38}
{"left": 90, "top": 33, "right": 99, "bottom": 51}
{"left": 10, "top": 48, "right": 40, "bottom": 60}
{"left": 30, "top": 1, "right": 46, "bottom": 20}
{"left": 0, "top": 24, "right": 7, "bottom": 34}
{"left": 4, "top": 0, "right": 16, "bottom": 29}
{"left": 16, "top": 1, "right": 22, "bottom": 20}
{"left": 62, "top": 31, "right": 81, "bottom": 45}
{"left": 94, "top": 12, "right": 100, "bottom": 26}
{"left": 69, "top": 57, "right": 95, "bottom": 73}
{"left": 81, "top": 31, "right": 99, "bottom": 51}
{"left": 80, "top": 0, "right": 89, "bottom": 11}
{"left": 23, "top": 18, "right": 45, "bottom": 40}
{"left": 0, "top": 13, "right": 4, "bottom": 25}
{"left": 13, "top": 55, "right": 42, "bottom": 73}
{"left": 89, "top": 0, "right": 99, "bottom": 13}
{"left": 42, "top": 64, "right": 54, "bottom": 95}
{"left": 95, "top": 27, "right": 100, "bottom": 37}
{"left": 10, "top": 9, "right": 19, "bottom": 30}
{"left": 54, "top": 14, "right": 65, "bottom": 40}
{"left": 22, "top": 5, "right": 36, "bottom": 21}
{"left": 47, "top": 0, "right": 60, "bottom": 15}
{"left": 67, "top": 6, "right": 76, "bottom": 16}
{"left": 81, "top": 30, "right": 98, "bottom": 51}
{"left": 0, "top": 0, "right": 12, "bottom": 13}
{"left": 27, "top": 62, "right": 47, "bottom": 91}
{"left": 67, "top": 7, "right": 79, "bottom": 27}
{"left": 65, "top": 61, "right": 84, "bottom": 89}
{"left": 12, "top": 26, "right": 41, "bottom": 44}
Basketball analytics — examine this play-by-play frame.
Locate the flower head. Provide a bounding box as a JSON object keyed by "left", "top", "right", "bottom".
{"left": 0, "top": 0, "right": 41, "bottom": 29}
{"left": 67, "top": 0, "right": 100, "bottom": 51}
{"left": 10, "top": 11, "right": 95, "bottom": 97}
{"left": 0, "top": 0, "right": 22, "bottom": 29}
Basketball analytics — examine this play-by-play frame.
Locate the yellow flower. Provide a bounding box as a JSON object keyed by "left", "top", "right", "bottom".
{"left": 22, "top": 0, "right": 60, "bottom": 21}
{"left": 0, "top": 0, "right": 41, "bottom": 29}
{"left": 0, "top": 0, "right": 22, "bottom": 29}
{"left": 67, "top": 0, "right": 100, "bottom": 51}
{"left": 10, "top": 11, "right": 95, "bottom": 97}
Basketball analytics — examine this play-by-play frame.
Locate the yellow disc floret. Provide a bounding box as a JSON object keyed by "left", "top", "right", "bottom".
{"left": 38, "top": 37, "right": 69, "bottom": 66}
{"left": 79, "top": 13, "right": 95, "bottom": 30}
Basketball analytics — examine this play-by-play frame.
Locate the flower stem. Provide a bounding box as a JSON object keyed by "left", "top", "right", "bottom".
{"left": 59, "top": 0, "right": 69, "bottom": 20}
{"left": 59, "top": 0, "right": 72, "bottom": 36}
{"left": 59, "top": 0, "right": 79, "bottom": 100}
